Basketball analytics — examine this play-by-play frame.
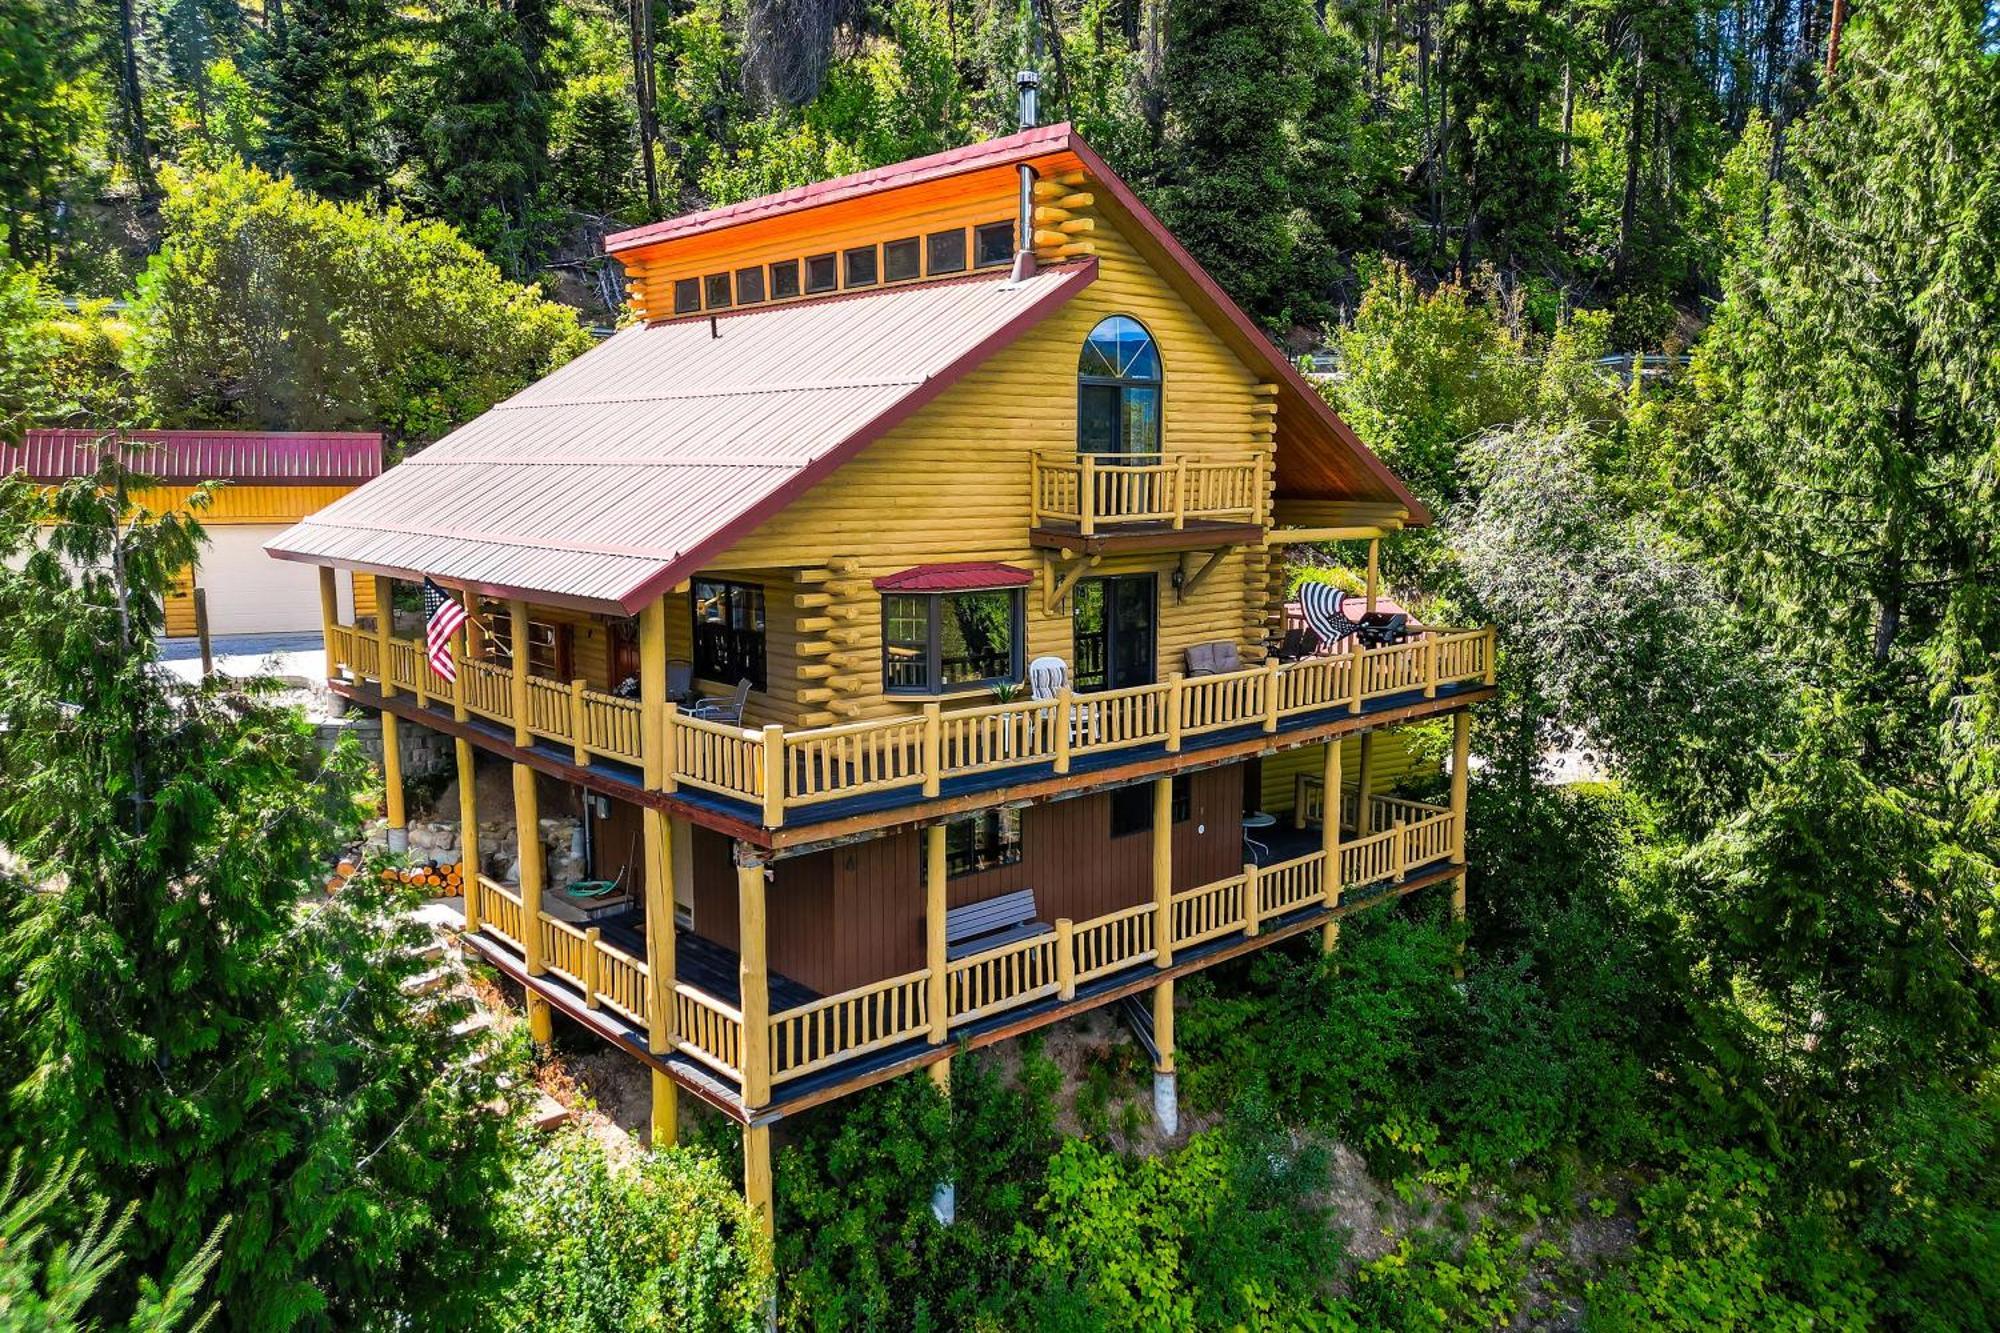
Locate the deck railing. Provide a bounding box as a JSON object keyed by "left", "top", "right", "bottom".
{"left": 470, "top": 797, "right": 1459, "bottom": 1098}
{"left": 1029, "top": 450, "right": 1268, "bottom": 534}
{"left": 331, "top": 626, "right": 1492, "bottom": 828}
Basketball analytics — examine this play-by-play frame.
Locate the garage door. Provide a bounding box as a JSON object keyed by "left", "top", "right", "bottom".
{"left": 189, "top": 525, "right": 333, "bottom": 635}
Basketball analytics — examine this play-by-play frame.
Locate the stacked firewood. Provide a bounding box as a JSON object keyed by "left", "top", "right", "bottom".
{"left": 325, "top": 858, "right": 468, "bottom": 896}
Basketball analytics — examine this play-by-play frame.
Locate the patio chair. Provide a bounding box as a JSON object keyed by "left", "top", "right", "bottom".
{"left": 1276, "top": 626, "right": 1322, "bottom": 662}
{"left": 1298, "top": 582, "right": 1362, "bottom": 650}
{"left": 665, "top": 659, "right": 694, "bottom": 703}
{"left": 689, "top": 678, "right": 751, "bottom": 725}
{"left": 1185, "top": 640, "right": 1243, "bottom": 677}
{"left": 1028, "top": 656, "right": 1069, "bottom": 699}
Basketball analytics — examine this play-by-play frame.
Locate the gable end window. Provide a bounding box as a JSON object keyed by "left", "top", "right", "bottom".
{"left": 691, "top": 578, "right": 766, "bottom": 691}
{"left": 844, "top": 245, "right": 879, "bottom": 287}
{"left": 770, "top": 259, "right": 801, "bottom": 299}
{"left": 735, "top": 266, "right": 766, "bottom": 304}
{"left": 884, "top": 236, "right": 921, "bottom": 282}
{"left": 882, "top": 589, "right": 1024, "bottom": 694}
{"left": 927, "top": 228, "right": 967, "bottom": 275}
{"left": 703, "top": 273, "right": 732, "bottom": 309}
{"left": 673, "top": 277, "right": 701, "bottom": 314}
{"left": 974, "top": 219, "right": 1015, "bottom": 268}
{"left": 805, "top": 253, "right": 838, "bottom": 293}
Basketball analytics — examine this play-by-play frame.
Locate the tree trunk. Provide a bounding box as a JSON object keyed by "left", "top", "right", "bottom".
{"left": 629, "top": 0, "right": 662, "bottom": 218}
{"left": 113, "top": 0, "right": 158, "bottom": 199}
{"left": 1615, "top": 46, "right": 1645, "bottom": 281}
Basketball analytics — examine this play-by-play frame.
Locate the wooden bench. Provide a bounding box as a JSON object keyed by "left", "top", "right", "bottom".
{"left": 945, "top": 889, "right": 1051, "bottom": 961}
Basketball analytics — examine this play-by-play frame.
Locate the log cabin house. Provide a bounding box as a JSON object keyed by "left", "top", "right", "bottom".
{"left": 266, "top": 119, "right": 1494, "bottom": 1241}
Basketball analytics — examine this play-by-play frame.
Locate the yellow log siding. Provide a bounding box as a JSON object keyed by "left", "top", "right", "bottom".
{"left": 1259, "top": 730, "right": 1432, "bottom": 818}
{"left": 700, "top": 208, "right": 1270, "bottom": 724}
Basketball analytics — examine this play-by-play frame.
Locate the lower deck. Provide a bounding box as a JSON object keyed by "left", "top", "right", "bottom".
{"left": 460, "top": 778, "right": 1465, "bottom": 1122}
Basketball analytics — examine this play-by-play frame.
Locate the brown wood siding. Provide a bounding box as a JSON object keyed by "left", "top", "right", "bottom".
{"left": 707, "top": 762, "right": 1248, "bottom": 996}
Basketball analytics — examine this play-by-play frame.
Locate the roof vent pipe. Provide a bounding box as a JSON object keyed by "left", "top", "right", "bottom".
{"left": 1008, "top": 26, "right": 1040, "bottom": 282}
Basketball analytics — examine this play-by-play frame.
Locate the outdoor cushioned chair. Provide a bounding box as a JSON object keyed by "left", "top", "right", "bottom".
{"left": 689, "top": 678, "right": 751, "bottom": 725}
{"left": 665, "top": 659, "right": 695, "bottom": 703}
{"left": 1185, "top": 641, "right": 1244, "bottom": 677}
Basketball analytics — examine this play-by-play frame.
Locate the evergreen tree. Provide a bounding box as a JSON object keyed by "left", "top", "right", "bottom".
{"left": 0, "top": 462, "right": 522, "bottom": 1329}
{"left": 261, "top": 0, "right": 399, "bottom": 202}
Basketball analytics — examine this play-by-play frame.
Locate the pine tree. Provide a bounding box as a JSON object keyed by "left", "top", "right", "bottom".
{"left": 0, "top": 463, "right": 522, "bottom": 1328}
{"left": 261, "top": 0, "right": 398, "bottom": 202}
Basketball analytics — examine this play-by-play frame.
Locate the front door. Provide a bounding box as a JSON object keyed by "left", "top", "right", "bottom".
{"left": 1074, "top": 574, "right": 1157, "bottom": 692}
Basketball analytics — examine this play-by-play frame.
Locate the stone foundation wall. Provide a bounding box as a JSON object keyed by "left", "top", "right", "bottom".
{"left": 317, "top": 712, "right": 454, "bottom": 781}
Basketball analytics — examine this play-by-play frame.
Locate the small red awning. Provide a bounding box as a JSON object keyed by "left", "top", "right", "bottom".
{"left": 873, "top": 561, "right": 1034, "bottom": 593}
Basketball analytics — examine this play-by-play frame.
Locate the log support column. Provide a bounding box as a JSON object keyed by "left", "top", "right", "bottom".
{"left": 1355, "top": 731, "right": 1378, "bottom": 834}
{"left": 381, "top": 710, "right": 407, "bottom": 854}
{"left": 456, "top": 738, "right": 480, "bottom": 932}
{"left": 374, "top": 574, "right": 396, "bottom": 698}
{"left": 1320, "top": 739, "right": 1343, "bottom": 955}
{"left": 742, "top": 1122, "right": 773, "bottom": 1238}
{"left": 514, "top": 761, "right": 551, "bottom": 1043}
{"left": 637, "top": 598, "right": 680, "bottom": 1146}
{"left": 926, "top": 824, "right": 948, "bottom": 1046}
{"left": 1151, "top": 978, "right": 1178, "bottom": 1137}
{"left": 317, "top": 566, "right": 339, "bottom": 684}
{"left": 1152, "top": 777, "right": 1175, "bottom": 968}
{"left": 508, "top": 599, "right": 532, "bottom": 748}
{"left": 738, "top": 854, "right": 771, "bottom": 1111}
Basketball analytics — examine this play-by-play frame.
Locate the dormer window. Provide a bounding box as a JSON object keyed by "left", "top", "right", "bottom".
{"left": 1078, "top": 316, "right": 1162, "bottom": 454}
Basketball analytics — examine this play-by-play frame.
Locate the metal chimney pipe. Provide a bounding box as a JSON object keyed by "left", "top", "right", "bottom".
{"left": 1012, "top": 65, "right": 1042, "bottom": 281}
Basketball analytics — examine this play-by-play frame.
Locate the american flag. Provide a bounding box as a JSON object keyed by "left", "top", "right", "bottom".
{"left": 423, "top": 577, "right": 471, "bottom": 681}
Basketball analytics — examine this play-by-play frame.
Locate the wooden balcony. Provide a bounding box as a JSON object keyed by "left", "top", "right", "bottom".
{"left": 463, "top": 793, "right": 1462, "bottom": 1116}
{"left": 1028, "top": 450, "right": 1268, "bottom": 551}
{"left": 328, "top": 626, "right": 1495, "bottom": 838}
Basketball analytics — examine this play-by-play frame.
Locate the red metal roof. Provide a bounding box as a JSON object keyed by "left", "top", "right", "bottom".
{"left": 605, "top": 124, "right": 1076, "bottom": 255}
{"left": 267, "top": 264, "right": 1097, "bottom": 613}
{"left": 873, "top": 562, "right": 1035, "bottom": 593}
{"left": 4, "top": 429, "right": 383, "bottom": 484}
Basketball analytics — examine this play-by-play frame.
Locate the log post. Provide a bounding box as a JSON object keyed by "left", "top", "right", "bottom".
{"left": 317, "top": 566, "right": 339, "bottom": 684}
{"left": 1483, "top": 625, "right": 1498, "bottom": 686}
{"left": 1365, "top": 538, "right": 1380, "bottom": 614}
{"left": 570, "top": 679, "right": 589, "bottom": 765}
{"left": 583, "top": 927, "right": 603, "bottom": 1008}
{"left": 450, "top": 600, "right": 470, "bottom": 723}
{"left": 1054, "top": 687, "right": 1074, "bottom": 773}
{"left": 761, "top": 725, "right": 786, "bottom": 829}
{"left": 644, "top": 804, "right": 678, "bottom": 1146}
{"left": 737, "top": 856, "right": 771, "bottom": 1109}
{"left": 1350, "top": 644, "right": 1368, "bottom": 714}
{"left": 1242, "top": 862, "right": 1261, "bottom": 937}
{"left": 381, "top": 710, "right": 407, "bottom": 854}
{"left": 514, "top": 760, "right": 550, "bottom": 1043}
{"left": 1262, "top": 657, "right": 1282, "bottom": 732}
{"left": 1151, "top": 979, "right": 1178, "bottom": 1136}
{"left": 1152, "top": 777, "right": 1175, "bottom": 967}
{"left": 1166, "top": 673, "right": 1184, "bottom": 752}
{"left": 1079, "top": 453, "right": 1098, "bottom": 536}
{"left": 375, "top": 575, "right": 397, "bottom": 698}
{"left": 1450, "top": 711, "right": 1470, "bottom": 864}
{"left": 639, "top": 599, "right": 666, "bottom": 788}
{"left": 508, "top": 598, "right": 531, "bottom": 747}
{"left": 1056, "top": 918, "right": 1076, "bottom": 1000}
{"left": 922, "top": 702, "right": 942, "bottom": 797}
{"left": 456, "top": 737, "right": 480, "bottom": 933}
{"left": 742, "top": 1122, "right": 773, "bottom": 1239}
{"left": 926, "top": 824, "right": 948, "bottom": 1043}
{"left": 1321, "top": 739, "right": 1343, "bottom": 954}
{"left": 1423, "top": 634, "right": 1439, "bottom": 699}
{"left": 1355, "top": 732, "right": 1378, "bottom": 835}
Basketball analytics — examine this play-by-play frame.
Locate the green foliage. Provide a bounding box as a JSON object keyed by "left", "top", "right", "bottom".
{"left": 126, "top": 159, "right": 590, "bottom": 448}
{"left": 1586, "top": 1150, "right": 1877, "bottom": 1330}
{"left": 493, "top": 1132, "right": 773, "bottom": 1332}
{"left": 0, "top": 464, "right": 523, "bottom": 1329}
{"left": 0, "top": 1154, "right": 224, "bottom": 1332}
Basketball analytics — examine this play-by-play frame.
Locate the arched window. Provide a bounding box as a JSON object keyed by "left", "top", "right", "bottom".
{"left": 1077, "top": 316, "right": 1161, "bottom": 455}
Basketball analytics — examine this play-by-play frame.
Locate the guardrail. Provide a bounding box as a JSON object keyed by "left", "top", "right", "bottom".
{"left": 1029, "top": 450, "right": 1267, "bottom": 535}
{"left": 329, "top": 626, "right": 1493, "bottom": 830}
{"left": 467, "top": 800, "right": 1459, "bottom": 1102}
